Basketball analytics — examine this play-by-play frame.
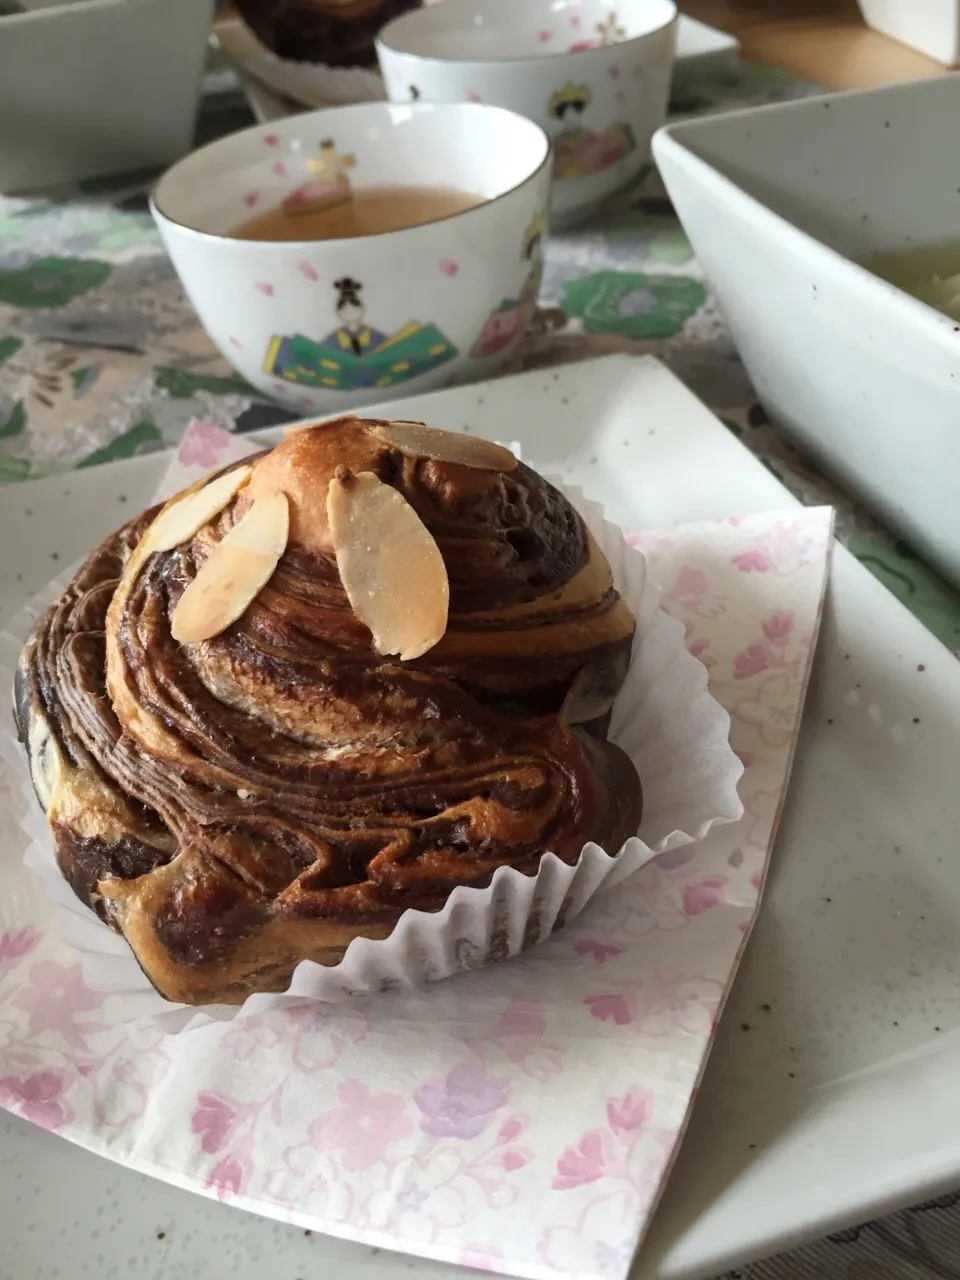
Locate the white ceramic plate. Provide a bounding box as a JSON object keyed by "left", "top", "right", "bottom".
{"left": 674, "top": 15, "right": 739, "bottom": 69}
{"left": 3, "top": 354, "right": 960, "bottom": 1279}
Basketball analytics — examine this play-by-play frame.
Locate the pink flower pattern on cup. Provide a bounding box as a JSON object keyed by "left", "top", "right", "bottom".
{"left": 0, "top": 473, "right": 833, "bottom": 1280}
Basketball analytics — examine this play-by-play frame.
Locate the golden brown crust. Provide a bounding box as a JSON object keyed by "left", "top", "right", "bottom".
{"left": 16, "top": 417, "right": 642, "bottom": 1004}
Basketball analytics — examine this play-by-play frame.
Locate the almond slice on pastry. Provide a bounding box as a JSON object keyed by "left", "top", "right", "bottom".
{"left": 171, "top": 492, "right": 289, "bottom": 644}
{"left": 373, "top": 421, "right": 517, "bottom": 472}
{"left": 142, "top": 466, "right": 252, "bottom": 555}
{"left": 327, "top": 468, "right": 449, "bottom": 661}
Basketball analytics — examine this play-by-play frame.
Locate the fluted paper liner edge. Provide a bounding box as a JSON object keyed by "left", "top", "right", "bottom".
{"left": 241, "top": 52, "right": 385, "bottom": 110}
{"left": 0, "top": 484, "right": 744, "bottom": 1031}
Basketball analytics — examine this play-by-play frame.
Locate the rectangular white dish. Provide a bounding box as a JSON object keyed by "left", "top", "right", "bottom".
{"left": 653, "top": 77, "right": 960, "bottom": 591}
{"left": 4, "top": 355, "right": 960, "bottom": 1278}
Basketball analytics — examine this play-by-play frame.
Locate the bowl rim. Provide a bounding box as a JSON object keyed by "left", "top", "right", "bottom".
{"left": 150, "top": 100, "right": 552, "bottom": 246}
{"left": 653, "top": 106, "right": 960, "bottom": 347}
{"left": 376, "top": 0, "right": 677, "bottom": 69}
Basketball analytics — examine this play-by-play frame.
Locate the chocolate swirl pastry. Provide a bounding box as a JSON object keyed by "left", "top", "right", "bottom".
{"left": 235, "top": 0, "right": 423, "bottom": 67}
{"left": 15, "top": 418, "right": 642, "bottom": 1005}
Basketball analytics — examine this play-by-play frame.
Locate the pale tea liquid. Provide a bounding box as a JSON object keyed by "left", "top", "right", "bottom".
{"left": 233, "top": 184, "right": 484, "bottom": 241}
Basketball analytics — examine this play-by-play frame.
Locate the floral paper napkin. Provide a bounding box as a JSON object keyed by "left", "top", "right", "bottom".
{"left": 0, "top": 421, "right": 834, "bottom": 1280}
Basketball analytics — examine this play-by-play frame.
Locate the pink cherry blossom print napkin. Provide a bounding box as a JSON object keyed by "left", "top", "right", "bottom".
{"left": 0, "top": 417, "right": 834, "bottom": 1280}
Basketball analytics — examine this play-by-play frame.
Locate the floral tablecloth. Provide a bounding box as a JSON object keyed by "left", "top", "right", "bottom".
{"left": 2, "top": 52, "right": 960, "bottom": 1280}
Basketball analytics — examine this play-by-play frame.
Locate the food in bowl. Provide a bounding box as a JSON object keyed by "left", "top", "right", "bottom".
{"left": 865, "top": 242, "right": 960, "bottom": 323}
{"left": 15, "top": 417, "right": 642, "bottom": 1005}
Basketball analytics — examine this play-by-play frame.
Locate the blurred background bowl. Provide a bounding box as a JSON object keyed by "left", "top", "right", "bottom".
{"left": 377, "top": 0, "right": 677, "bottom": 227}
{"left": 654, "top": 75, "right": 960, "bottom": 587}
{"left": 0, "top": 0, "right": 213, "bottom": 193}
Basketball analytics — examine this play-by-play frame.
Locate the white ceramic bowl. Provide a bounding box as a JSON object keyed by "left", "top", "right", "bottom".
{"left": 0, "top": 0, "right": 213, "bottom": 192}
{"left": 377, "top": 0, "right": 676, "bottom": 226}
{"left": 653, "top": 76, "right": 960, "bottom": 588}
{"left": 151, "top": 101, "right": 551, "bottom": 414}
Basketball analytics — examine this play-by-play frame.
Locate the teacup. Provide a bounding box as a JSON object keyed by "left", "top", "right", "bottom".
{"left": 151, "top": 102, "right": 551, "bottom": 414}
{"left": 377, "top": 0, "right": 677, "bottom": 226}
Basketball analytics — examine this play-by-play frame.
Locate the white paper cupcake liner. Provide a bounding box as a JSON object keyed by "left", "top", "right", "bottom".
{"left": 0, "top": 485, "right": 743, "bottom": 1031}
{"left": 243, "top": 52, "right": 386, "bottom": 110}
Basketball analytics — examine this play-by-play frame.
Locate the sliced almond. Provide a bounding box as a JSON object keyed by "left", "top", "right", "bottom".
{"left": 171, "top": 493, "right": 289, "bottom": 644}
{"left": 143, "top": 466, "right": 252, "bottom": 555}
{"left": 374, "top": 421, "right": 517, "bottom": 472}
{"left": 327, "top": 469, "right": 449, "bottom": 661}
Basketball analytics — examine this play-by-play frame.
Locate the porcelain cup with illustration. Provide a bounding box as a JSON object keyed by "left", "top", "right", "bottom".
{"left": 151, "top": 102, "right": 551, "bottom": 415}
{"left": 377, "top": 0, "right": 676, "bottom": 227}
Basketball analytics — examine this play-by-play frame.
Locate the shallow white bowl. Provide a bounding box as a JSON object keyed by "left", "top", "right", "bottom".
{"left": 151, "top": 100, "right": 551, "bottom": 414}
{"left": 377, "top": 0, "right": 676, "bottom": 226}
{"left": 653, "top": 76, "right": 960, "bottom": 589}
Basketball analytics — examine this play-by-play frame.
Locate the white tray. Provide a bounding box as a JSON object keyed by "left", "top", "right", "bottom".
{"left": 2, "top": 354, "right": 959, "bottom": 1279}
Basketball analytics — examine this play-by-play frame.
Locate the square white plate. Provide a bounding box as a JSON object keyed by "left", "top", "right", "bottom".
{"left": 3, "top": 355, "right": 960, "bottom": 1279}
{"left": 675, "top": 15, "right": 740, "bottom": 69}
